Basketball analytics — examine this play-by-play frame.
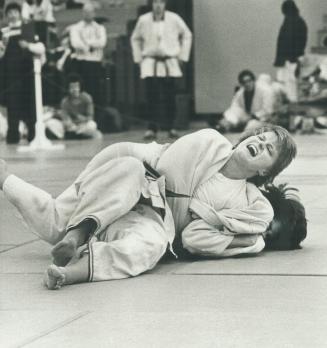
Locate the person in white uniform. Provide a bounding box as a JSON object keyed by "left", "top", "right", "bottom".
{"left": 131, "top": 0, "right": 192, "bottom": 140}
{"left": 0, "top": 126, "right": 297, "bottom": 290}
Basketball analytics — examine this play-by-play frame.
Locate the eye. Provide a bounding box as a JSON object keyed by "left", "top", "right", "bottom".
{"left": 258, "top": 134, "right": 266, "bottom": 141}
{"left": 267, "top": 144, "right": 273, "bottom": 156}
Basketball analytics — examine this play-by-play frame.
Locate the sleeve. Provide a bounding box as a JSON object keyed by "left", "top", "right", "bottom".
{"left": 40, "top": 0, "right": 55, "bottom": 23}
{"left": 181, "top": 219, "right": 264, "bottom": 257}
{"left": 22, "top": 2, "right": 32, "bottom": 21}
{"left": 182, "top": 219, "right": 233, "bottom": 256}
{"left": 176, "top": 16, "right": 192, "bottom": 62}
{"left": 90, "top": 25, "right": 107, "bottom": 49}
{"left": 130, "top": 17, "right": 144, "bottom": 64}
{"left": 84, "top": 94, "right": 94, "bottom": 119}
{"left": 70, "top": 24, "right": 89, "bottom": 52}
{"left": 189, "top": 183, "right": 274, "bottom": 236}
{"left": 60, "top": 98, "right": 74, "bottom": 126}
{"left": 230, "top": 89, "right": 244, "bottom": 110}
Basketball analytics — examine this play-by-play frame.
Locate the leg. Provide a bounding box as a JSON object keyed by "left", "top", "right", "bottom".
{"left": 44, "top": 204, "right": 169, "bottom": 289}
{"left": 44, "top": 254, "right": 89, "bottom": 290}
{"left": 89, "top": 204, "right": 169, "bottom": 281}
{"left": 6, "top": 105, "right": 20, "bottom": 144}
{"left": 66, "top": 157, "right": 147, "bottom": 233}
{"left": 51, "top": 219, "right": 96, "bottom": 266}
{"left": 145, "top": 77, "right": 159, "bottom": 136}
{"left": 165, "top": 78, "right": 177, "bottom": 132}
{"left": 1, "top": 161, "right": 80, "bottom": 244}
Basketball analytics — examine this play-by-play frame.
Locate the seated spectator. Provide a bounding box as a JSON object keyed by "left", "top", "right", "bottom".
{"left": 288, "top": 55, "right": 327, "bottom": 133}
{"left": 47, "top": 74, "right": 101, "bottom": 140}
{"left": 217, "top": 70, "right": 274, "bottom": 132}
{"left": 22, "top": 0, "right": 55, "bottom": 23}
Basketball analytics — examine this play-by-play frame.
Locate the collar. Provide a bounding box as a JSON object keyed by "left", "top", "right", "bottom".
{"left": 82, "top": 20, "right": 96, "bottom": 26}
{"left": 152, "top": 12, "right": 165, "bottom": 22}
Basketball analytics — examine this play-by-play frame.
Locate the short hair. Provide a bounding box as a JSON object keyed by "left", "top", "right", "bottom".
{"left": 238, "top": 70, "right": 256, "bottom": 84}
{"left": 282, "top": 0, "right": 299, "bottom": 16}
{"left": 66, "top": 73, "right": 83, "bottom": 88}
{"left": 5, "top": 2, "right": 22, "bottom": 15}
{"left": 262, "top": 184, "right": 307, "bottom": 250}
{"left": 236, "top": 125, "right": 297, "bottom": 187}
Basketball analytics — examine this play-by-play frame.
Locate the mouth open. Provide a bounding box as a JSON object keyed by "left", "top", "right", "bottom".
{"left": 247, "top": 144, "right": 258, "bottom": 157}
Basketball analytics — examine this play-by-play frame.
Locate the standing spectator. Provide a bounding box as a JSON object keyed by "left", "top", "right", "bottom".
{"left": 0, "top": 2, "right": 45, "bottom": 144}
{"left": 274, "top": 0, "right": 308, "bottom": 102}
{"left": 69, "top": 2, "right": 107, "bottom": 122}
{"left": 131, "top": 0, "right": 192, "bottom": 140}
{"left": 22, "top": 0, "right": 55, "bottom": 23}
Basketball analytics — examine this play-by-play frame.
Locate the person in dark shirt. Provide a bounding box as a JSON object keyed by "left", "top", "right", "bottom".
{"left": 274, "top": 0, "right": 308, "bottom": 102}
{"left": 0, "top": 2, "right": 44, "bottom": 144}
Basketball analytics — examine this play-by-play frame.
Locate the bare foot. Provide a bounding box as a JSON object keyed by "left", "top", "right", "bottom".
{"left": 51, "top": 239, "right": 78, "bottom": 266}
{"left": 44, "top": 265, "right": 66, "bottom": 290}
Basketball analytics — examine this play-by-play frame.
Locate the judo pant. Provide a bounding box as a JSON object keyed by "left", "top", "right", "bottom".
{"left": 3, "top": 156, "right": 170, "bottom": 281}
{"left": 276, "top": 61, "right": 298, "bottom": 102}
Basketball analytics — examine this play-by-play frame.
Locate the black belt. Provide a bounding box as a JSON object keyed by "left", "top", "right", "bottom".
{"left": 143, "top": 161, "right": 189, "bottom": 198}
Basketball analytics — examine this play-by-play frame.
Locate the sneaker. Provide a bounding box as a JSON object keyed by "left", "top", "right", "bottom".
{"left": 168, "top": 129, "right": 179, "bottom": 139}
{"left": 144, "top": 130, "right": 157, "bottom": 141}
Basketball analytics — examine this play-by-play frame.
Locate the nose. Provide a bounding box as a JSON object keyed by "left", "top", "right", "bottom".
{"left": 258, "top": 141, "right": 264, "bottom": 151}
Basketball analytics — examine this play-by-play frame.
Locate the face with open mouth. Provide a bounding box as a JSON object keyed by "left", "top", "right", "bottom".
{"left": 235, "top": 131, "right": 281, "bottom": 176}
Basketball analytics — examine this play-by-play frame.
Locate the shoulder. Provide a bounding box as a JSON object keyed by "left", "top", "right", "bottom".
{"left": 188, "top": 128, "right": 232, "bottom": 145}
{"left": 166, "top": 11, "right": 185, "bottom": 23}
{"left": 61, "top": 96, "right": 70, "bottom": 106}
{"left": 255, "top": 83, "right": 271, "bottom": 95}
{"left": 246, "top": 183, "right": 274, "bottom": 216}
{"left": 81, "top": 92, "right": 93, "bottom": 102}
{"left": 234, "top": 88, "right": 244, "bottom": 98}
{"left": 93, "top": 21, "right": 105, "bottom": 30}
{"left": 138, "top": 13, "right": 152, "bottom": 23}
{"left": 71, "top": 21, "right": 83, "bottom": 30}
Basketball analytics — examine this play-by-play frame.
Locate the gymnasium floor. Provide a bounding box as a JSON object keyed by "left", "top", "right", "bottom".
{"left": 1, "top": 126, "right": 327, "bottom": 348}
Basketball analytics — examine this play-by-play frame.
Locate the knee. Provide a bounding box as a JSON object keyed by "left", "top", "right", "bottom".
{"left": 120, "top": 157, "right": 145, "bottom": 179}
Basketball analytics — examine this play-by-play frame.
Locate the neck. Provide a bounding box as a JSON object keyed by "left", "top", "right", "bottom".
{"left": 153, "top": 12, "right": 164, "bottom": 21}
{"left": 220, "top": 154, "right": 253, "bottom": 180}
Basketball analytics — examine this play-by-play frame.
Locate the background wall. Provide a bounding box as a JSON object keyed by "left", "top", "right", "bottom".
{"left": 193, "top": 0, "right": 327, "bottom": 113}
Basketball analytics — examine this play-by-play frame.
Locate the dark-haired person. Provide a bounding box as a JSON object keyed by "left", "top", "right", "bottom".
{"left": 131, "top": 0, "right": 192, "bottom": 140}
{"left": 216, "top": 70, "right": 274, "bottom": 133}
{"left": 53, "top": 73, "right": 102, "bottom": 140}
{"left": 262, "top": 184, "right": 307, "bottom": 250}
{"left": 0, "top": 126, "right": 297, "bottom": 289}
{"left": 274, "top": 0, "right": 307, "bottom": 102}
{"left": 0, "top": 2, "right": 45, "bottom": 144}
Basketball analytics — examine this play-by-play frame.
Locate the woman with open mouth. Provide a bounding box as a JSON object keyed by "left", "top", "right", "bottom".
{"left": 0, "top": 125, "right": 298, "bottom": 289}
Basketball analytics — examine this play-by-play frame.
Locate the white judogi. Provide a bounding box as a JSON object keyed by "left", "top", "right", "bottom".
{"left": 3, "top": 131, "right": 273, "bottom": 281}
{"left": 70, "top": 20, "right": 107, "bottom": 62}
{"left": 224, "top": 83, "right": 274, "bottom": 127}
{"left": 131, "top": 11, "right": 192, "bottom": 78}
